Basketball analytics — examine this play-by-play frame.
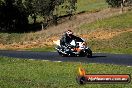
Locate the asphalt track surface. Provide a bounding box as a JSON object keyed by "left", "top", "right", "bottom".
{"left": 0, "top": 50, "right": 132, "bottom": 66}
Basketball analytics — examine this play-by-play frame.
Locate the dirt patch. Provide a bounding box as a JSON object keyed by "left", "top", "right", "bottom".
{"left": 80, "top": 29, "right": 132, "bottom": 40}
{"left": 1, "top": 29, "right": 131, "bottom": 50}
{"left": 0, "top": 36, "right": 60, "bottom": 50}
{"left": 0, "top": 44, "right": 6, "bottom": 49}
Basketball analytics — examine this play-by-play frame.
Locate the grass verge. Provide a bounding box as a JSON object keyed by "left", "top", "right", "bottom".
{"left": 79, "top": 11, "right": 132, "bottom": 32}
{"left": 89, "top": 32, "right": 132, "bottom": 54}
{"left": 77, "top": 0, "right": 107, "bottom": 13}
{"left": 0, "top": 56, "right": 132, "bottom": 88}
{"left": 77, "top": 11, "right": 132, "bottom": 54}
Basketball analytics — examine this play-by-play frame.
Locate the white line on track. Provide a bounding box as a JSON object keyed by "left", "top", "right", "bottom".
{"left": 53, "top": 61, "right": 62, "bottom": 63}
{"left": 29, "top": 59, "right": 35, "bottom": 61}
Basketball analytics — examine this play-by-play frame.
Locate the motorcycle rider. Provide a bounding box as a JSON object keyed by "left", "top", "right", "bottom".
{"left": 60, "top": 30, "right": 84, "bottom": 49}
{"left": 56, "top": 30, "right": 92, "bottom": 57}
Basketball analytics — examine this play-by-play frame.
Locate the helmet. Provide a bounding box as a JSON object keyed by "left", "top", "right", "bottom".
{"left": 66, "top": 30, "right": 73, "bottom": 36}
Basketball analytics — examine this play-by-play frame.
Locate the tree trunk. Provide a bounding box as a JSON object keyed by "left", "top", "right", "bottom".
{"left": 33, "top": 14, "right": 36, "bottom": 24}
{"left": 41, "top": 23, "right": 43, "bottom": 30}
{"left": 121, "top": 2, "right": 123, "bottom": 13}
{"left": 53, "top": 15, "right": 58, "bottom": 25}
{"left": 121, "top": 0, "right": 126, "bottom": 13}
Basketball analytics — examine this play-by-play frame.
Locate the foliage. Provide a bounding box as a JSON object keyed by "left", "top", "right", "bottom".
{"left": 0, "top": 0, "right": 77, "bottom": 32}
{"left": 0, "top": 0, "right": 28, "bottom": 32}
{"left": 106, "top": 0, "right": 132, "bottom": 7}
{"left": 105, "top": 0, "right": 122, "bottom": 7}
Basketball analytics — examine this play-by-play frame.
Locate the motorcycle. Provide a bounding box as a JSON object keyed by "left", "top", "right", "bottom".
{"left": 53, "top": 38, "right": 92, "bottom": 58}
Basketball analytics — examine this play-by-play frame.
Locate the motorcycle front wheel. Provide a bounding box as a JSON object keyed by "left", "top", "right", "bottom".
{"left": 86, "top": 49, "right": 92, "bottom": 58}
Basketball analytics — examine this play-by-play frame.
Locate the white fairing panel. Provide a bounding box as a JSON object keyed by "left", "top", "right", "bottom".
{"left": 70, "top": 40, "right": 76, "bottom": 46}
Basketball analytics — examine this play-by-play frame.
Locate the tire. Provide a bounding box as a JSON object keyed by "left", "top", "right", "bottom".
{"left": 87, "top": 52, "right": 92, "bottom": 58}
{"left": 79, "top": 51, "right": 85, "bottom": 57}
{"left": 61, "top": 54, "right": 68, "bottom": 57}
{"left": 86, "top": 49, "right": 92, "bottom": 58}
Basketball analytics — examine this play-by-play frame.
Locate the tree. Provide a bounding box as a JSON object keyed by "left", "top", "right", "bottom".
{"left": 106, "top": 0, "right": 122, "bottom": 7}
{"left": 24, "top": 0, "right": 62, "bottom": 28}
{"left": 106, "top": 0, "right": 132, "bottom": 13}
{"left": 25, "top": 0, "right": 38, "bottom": 24}
{"left": 0, "top": 0, "right": 77, "bottom": 32}
{"left": 106, "top": 0, "right": 132, "bottom": 7}
{"left": 0, "top": 0, "right": 28, "bottom": 32}
{"left": 66, "top": 0, "right": 77, "bottom": 19}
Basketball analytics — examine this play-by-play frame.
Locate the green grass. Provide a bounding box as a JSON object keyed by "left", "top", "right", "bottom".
{"left": 79, "top": 11, "right": 132, "bottom": 31}
{"left": 0, "top": 56, "right": 132, "bottom": 88}
{"left": 77, "top": 0, "right": 108, "bottom": 13}
{"left": 56, "top": 0, "right": 108, "bottom": 15}
{"left": 77, "top": 11, "right": 132, "bottom": 54}
{"left": 89, "top": 32, "right": 132, "bottom": 54}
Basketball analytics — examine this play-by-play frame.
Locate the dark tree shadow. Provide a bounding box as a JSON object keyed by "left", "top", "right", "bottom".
{"left": 0, "top": 0, "right": 76, "bottom": 33}
{"left": 0, "top": 0, "right": 28, "bottom": 33}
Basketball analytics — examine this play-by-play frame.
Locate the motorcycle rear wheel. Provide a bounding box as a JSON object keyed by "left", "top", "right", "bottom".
{"left": 87, "top": 51, "right": 92, "bottom": 58}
